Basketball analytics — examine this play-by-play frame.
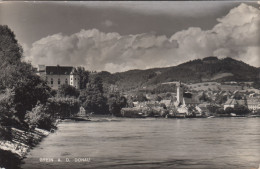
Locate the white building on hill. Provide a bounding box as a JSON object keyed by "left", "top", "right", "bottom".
{"left": 37, "top": 65, "right": 79, "bottom": 90}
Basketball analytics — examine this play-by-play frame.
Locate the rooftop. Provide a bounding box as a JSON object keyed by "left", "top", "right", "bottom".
{"left": 46, "top": 66, "right": 75, "bottom": 75}
{"left": 224, "top": 98, "right": 246, "bottom": 106}
{"left": 247, "top": 98, "right": 260, "bottom": 105}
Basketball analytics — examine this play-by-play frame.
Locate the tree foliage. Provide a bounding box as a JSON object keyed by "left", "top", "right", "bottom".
{"left": 0, "top": 25, "right": 56, "bottom": 141}
{"left": 47, "top": 97, "right": 81, "bottom": 118}
{"left": 80, "top": 76, "right": 108, "bottom": 114}
{"left": 58, "top": 84, "right": 79, "bottom": 98}
{"left": 0, "top": 25, "right": 52, "bottom": 122}
{"left": 107, "top": 93, "right": 127, "bottom": 116}
{"left": 96, "top": 57, "right": 259, "bottom": 93}
{"left": 14, "top": 75, "right": 51, "bottom": 120}
{"left": 76, "top": 67, "right": 90, "bottom": 89}
{"left": 0, "top": 25, "right": 24, "bottom": 90}
{"left": 0, "top": 89, "right": 16, "bottom": 126}
{"left": 199, "top": 92, "right": 211, "bottom": 102}
{"left": 224, "top": 105, "right": 250, "bottom": 115}
{"left": 0, "top": 25, "right": 23, "bottom": 65}
{"left": 25, "top": 103, "right": 56, "bottom": 131}
{"left": 134, "top": 93, "right": 148, "bottom": 102}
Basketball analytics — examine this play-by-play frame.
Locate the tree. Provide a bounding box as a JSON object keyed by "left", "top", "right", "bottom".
{"left": 47, "top": 97, "right": 80, "bottom": 118}
{"left": 233, "top": 105, "right": 250, "bottom": 115}
{"left": 155, "top": 95, "right": 162, "bottom": 102}
{"left": 134, "top": 93, "right": 148, "bottom": 102}
{"left": 233, "top": 92, "right": 243, "bottom": 100}
{"left": 215, "top": 94, "right": 228, "bottom": 104}
{"left": 107, "top": 93, "right": 127, "bottom": 116}
{"left": 58, "top": 84, "right": 79, "bottom": 98}
{"left": 199, "top": 92, "right": 211, "bottom": 102}
{"left": 0, "top": 25, "right": 24, "bottom": 90}
{"left": 0, "top": 89, "right": 16, "bottom": 126}
{"left": 80, "top": 76, "right": 108, "bottom": 114}
{"left": 207, "top": 104, "right": 219, "bottom": 114}
{"left": 13, "top": 74, "right": 51, "bottom": 120}
{"left": 160, "top": 103, "right": 167, "bottom": 109}
{"left": 126, "top": 96, "right": 134, "bottom": 108}
{"left": 216, "top": 108, "right": 225, "bottom": 114}
{"left": 0, "top": 25, "right": 23, "bottom": 65}
{"left": 0, "top": 89, "right": 16, "bottom": 140}
{"left": 76, "top": 67, "right": 90, "bottom": 89}
{"left": 0, "top": 25, "right": 52, "bottom": 122}
{"left": 92, "top": 76, "right": 104, "bottom": 93}
{"left": 224, "top": 107, "right": 234, "bottom": 114}
{"left": 25, "top": 103, "right": 55, "bottom": 131}
{"left": 252, "top": 80, "right": 260, "bottom": 89}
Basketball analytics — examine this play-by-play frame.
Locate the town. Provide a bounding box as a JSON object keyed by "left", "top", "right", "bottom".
{"left": 1, "top": 1, "right": 260, "bottom": 168}
{"left": 37, "top": 64, "right": 260, "bottom": 119}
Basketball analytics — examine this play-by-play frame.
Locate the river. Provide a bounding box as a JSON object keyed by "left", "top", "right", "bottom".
{"left": 22, "top": 117, "right": 260, "bottom": 169}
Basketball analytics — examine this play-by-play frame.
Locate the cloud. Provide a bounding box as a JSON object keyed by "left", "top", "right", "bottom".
{"left": 25, "top": 29, "right": 178, "bottom": 72}
{"left": 25, "top": 3, "right": 260, "bottom": 73}
{"left": 170, "top": 3, "right": 260, "bottom": 66}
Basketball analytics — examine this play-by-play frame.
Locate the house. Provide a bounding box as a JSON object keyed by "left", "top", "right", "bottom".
{"left": 223, "top": 98, "right": 246, "bottom": 110}
{"left": 37, "top": 65, "right": 79, "bottom": 90}
{"left": 133, "top": 101, "right": 140, "bottom": 107}
{"left": 160, "top": 100, "right": 172, "bottom": 107}
{"left": 196, "top": 103, "right": 210, "bottom": 116}
{"left": 224, "top": 99, "right": 237, "bottom": 110}
{"left": 78, "top": 106, "right": 86, "bottom": 116}
{"left": 247, "top": 97, "right": 260, "bottom": 111}
{"left": 176, "top": 105, "right": 189, "bottom": 117}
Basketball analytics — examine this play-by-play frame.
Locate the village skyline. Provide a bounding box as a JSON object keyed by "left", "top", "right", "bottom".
{"left": 0, "top": 1, "right": 259, "bottom": 73}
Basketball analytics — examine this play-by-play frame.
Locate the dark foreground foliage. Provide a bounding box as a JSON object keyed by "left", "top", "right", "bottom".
{"left": 0, "top": 149, "right": 22, "bottom": 169}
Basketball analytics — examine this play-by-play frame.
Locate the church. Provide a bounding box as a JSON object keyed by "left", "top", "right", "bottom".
{"left": 174, "top": 81, "right": 201, "bottom": 117}
{"left": 36, "top": 65, "right": 79, "bottom": 90}
{"left": 175, "top": 81, "right": 200, "bottom": 107}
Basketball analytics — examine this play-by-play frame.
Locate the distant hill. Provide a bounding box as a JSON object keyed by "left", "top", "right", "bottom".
{"left": 93, "top": 57, "right": 260, "bottom": 92}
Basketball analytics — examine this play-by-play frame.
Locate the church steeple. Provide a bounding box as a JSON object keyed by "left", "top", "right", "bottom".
{"left": 176, "top": 81, "right": 183, "bottom": 104}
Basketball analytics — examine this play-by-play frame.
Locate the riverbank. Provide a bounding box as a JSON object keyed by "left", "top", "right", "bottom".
{"left": 0, "top": 127, "right": 50, "bottom": 169}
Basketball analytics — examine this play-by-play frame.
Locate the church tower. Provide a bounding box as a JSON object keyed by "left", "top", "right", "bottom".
{"left": 176, "top": 81, "right": 183, "bottom": 104}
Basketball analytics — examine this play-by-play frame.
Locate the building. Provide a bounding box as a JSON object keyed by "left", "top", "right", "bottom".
{"left": 176, "top": 106, "right": 189, "bottom": 117}
{"left": 176, "top": 81, "right": 184, "bottom": 104}
{"left": 78, "top": 106, "right": 86, "bottom": 116}
{"left": 223, "top": 98, "right": 246, "bottom": 110}
{"left": 175, "top": 81, "right": 200, "bottom": 107}
{"left": 196, "top": 103, "right": 210, "bottom": 116}
{"left": 37, "top": 65, "right": 79, "bottom": 90}
{"left": 247, "top": 97, "right": 260, "bottom": 111}
{"left": 160, "top": 100, "right": 172, "bottom": 107}
{"left": 183, "top": 97, "right": 200, "bottom": 107}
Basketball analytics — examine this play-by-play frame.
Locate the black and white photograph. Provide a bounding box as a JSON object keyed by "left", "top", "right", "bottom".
{"left": 0, "top": 1, "right": 260, "bottom": 169}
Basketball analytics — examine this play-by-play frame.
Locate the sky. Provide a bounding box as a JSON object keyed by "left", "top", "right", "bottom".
{"left": 0, "top": 1, "right": 259, "bottom": 73}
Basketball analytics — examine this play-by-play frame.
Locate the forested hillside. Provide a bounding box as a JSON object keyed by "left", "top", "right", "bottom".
{"left": 95, "top": 56, "right": 260, "bottom": 92}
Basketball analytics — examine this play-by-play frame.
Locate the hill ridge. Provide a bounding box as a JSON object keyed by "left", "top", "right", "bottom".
{"left": 94, "top": 56, "right": 260, "bottom": 91}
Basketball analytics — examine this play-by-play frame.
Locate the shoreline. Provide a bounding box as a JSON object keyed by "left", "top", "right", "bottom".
{"left": 0, "top": 127, "right": 50, "bottom": 169}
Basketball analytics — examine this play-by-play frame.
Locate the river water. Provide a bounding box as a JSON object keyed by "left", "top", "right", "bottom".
{"left": 22, "top": 118, "right": 260, "bottom": 169}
